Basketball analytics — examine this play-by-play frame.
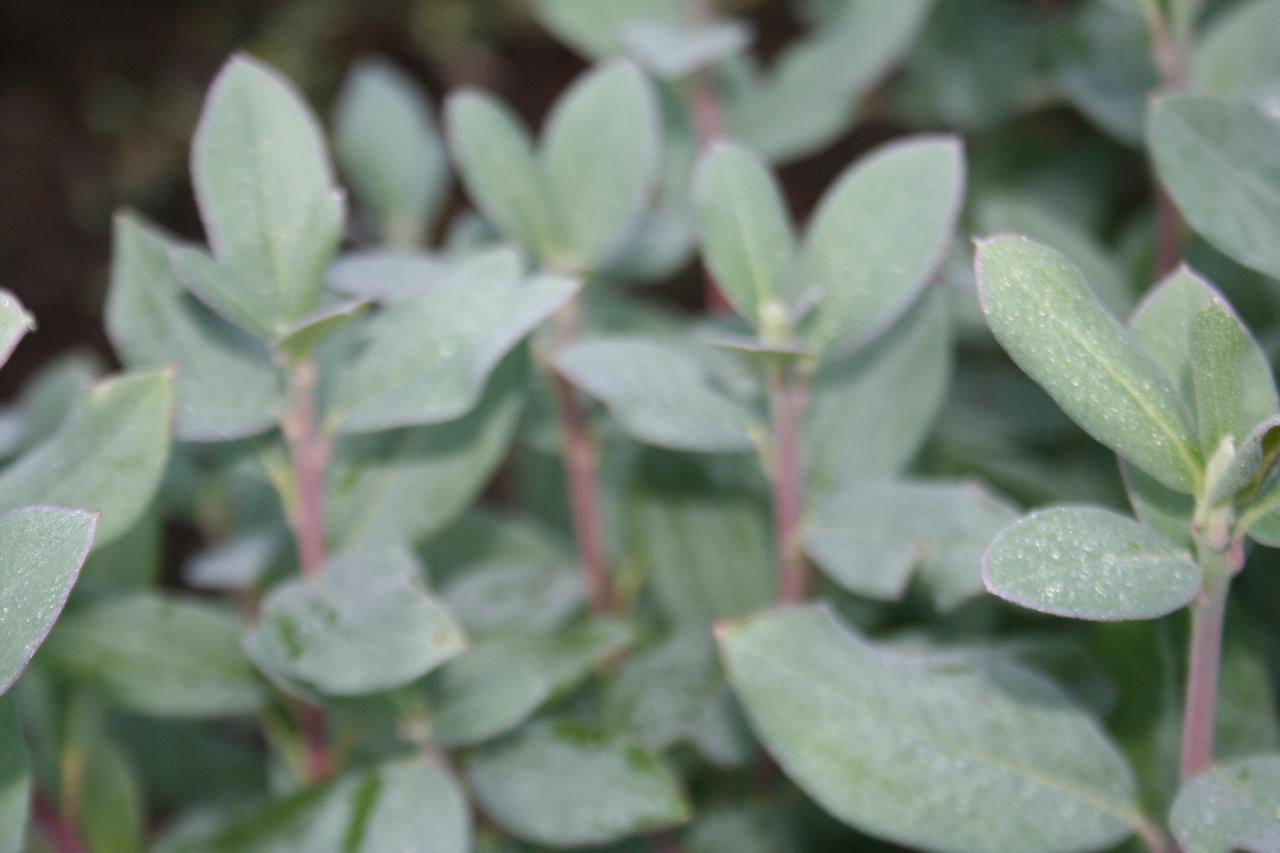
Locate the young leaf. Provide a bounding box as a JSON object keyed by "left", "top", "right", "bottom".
{"left": 804, "top": 479, "right": 1019, "bottom": 611}
{"left": 0, "top": 371, "right": 174, "bottom": 547}
{"left": 984, "top": 506, "right": 1201, "bottom": 621}
{"left": 800, "top": 136, "right": 963, "bottom": 353}
{"left": 693, "top": 142, "right": 795, "bottom": 328}
{"left": 0, "top": 507, "right": 96, "bottom": 694}
{"left": 718, "top": 604, "right": 1146, "bottom": 852}
{"left": 430, "top": 619, "right": 633, "bottom": 747}
{"left": 327, "top": 272, "right": 577, "bottom": 434}
{"left": 540, "top": 60, "right": 660, "bottom": 270}
{"left": 620, "top": 20, "right": 751, "bottom": 79}
{"left": 1189, "top": 300, "right": 1274, "bottom": 454}
{"left": 553, "top": 337, "right": 754, "bottom": 453}
{"left": 975, "top": 236, "right": 1200, "bottom": 493}
{"left": 333, "top": 57, "right": 449, "bottom": 246}
{"left": 1148, "top": 96, "right": 1280, "bottom": 280}
{"left": 39, "top": 593, "right": 267, "bottom": 717}
{"left": 0, "top": 290, "right": 33, "bottom": 370}
{"left": 1121, "top": 461, "right": 1195, "bottom": 548}
{"left": 106, "top": 213, "right": 279, "bottom": 441}
{"left": 464, "top": 721, "right": 691, "bottom": 847}
{"left": 1170, "top": 755, "right": 1280, "bottom": 853}
{"left": 247, "top": 545, "right": 465, "bottom": 696}
{"left": 190, "top": 55, "right": 344, "bottom": 334}
{"left": 445, "top": 92, "right": 562, "bottom": 261}
{"left": 0, "top": 699, "right": 28, "bottom": 852}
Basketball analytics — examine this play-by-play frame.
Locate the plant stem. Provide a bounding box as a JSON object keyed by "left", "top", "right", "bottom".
{"left": 689, "top": 0, "right": 732, "bottom": 314}
{"left": 32, "top": 792, "right": 83, "bottom": 853}
{"left": 769, "top": 364, "right": 809, "bottom": 604}
{"left": 281, "top": 358, "right": 333, "bottom": 784}
{"left": 551, "top": 304, "right": 615, "bottom": 614}
{"left": 1179, "top": 563, "right": 1231, "bottom": 781}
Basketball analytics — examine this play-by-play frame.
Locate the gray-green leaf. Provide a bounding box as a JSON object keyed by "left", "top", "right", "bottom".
{"left": 0, "top": 506, "right": 95, "bottom": 694}
{"left": 0, "top": 290, "right": 33, "bottom": 370}
{"left": 984, "top": 506, "right": 1201, "bottom": 621}
{"left": 975, "top": 235, "right": 1200, "bottom": 493}
{"left": 465, "top": 721, "right": 691, "bottom": 847}
{"left": 1170, "top": 754, "right": 1280, "bottom": 853}
{"left": 718, "top": 604, "right": 1146, "bottom": 852}
{"left": 0, "top": 699, "right": 29, "bottom": 852}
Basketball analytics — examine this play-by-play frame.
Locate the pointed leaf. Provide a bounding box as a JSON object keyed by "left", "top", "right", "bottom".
{"left": 976, "top": 236, "right": 1200, "bottom": 493}
{"left": 984, "top": 506, "right": 1201, "bottom": 621}
{"left": 1170, "top": 755, "right": 1280, "bottom": 853}
{"left": 247, "top": 545, "right": 465, "bottom": 696}
{"left": 333, "top": 57, "right": 449, "bottom": 246}
{"left": 1149, "top": 95, "right": 1280, "bottom": 280}
{"left": 106, "top": 213, "right": 278, "bottom": 440}
{"left": 541, "top": 60, "right": 660, "bottom": 269}
{"left": 0, "top": 371, "right": 174, "bottom": 547}
{"left": 718, "top": 604, "right": 1145, "bottom": 852}
{"left": 621, "top": 20, "right": 751, "bottom": 79}
{"left": 39, "top": 593, "right": 266, "bottom": 717}
{"left": 554, "top": 337, "right": 754, "bottom": 453}
{"left": 0, "top": 291, "right": 33, "bottom": 370}
{"left": 1190, "top": 299, "right": 1277, "bottom": 454}
{"left": 465, "top": 721, "right": 690, "bottom": 847}
{"left": 327, "top": 272, "right": 577, "bottom": 434}
{"left": 800, "top": 136, "right": 963, "bottom": 353}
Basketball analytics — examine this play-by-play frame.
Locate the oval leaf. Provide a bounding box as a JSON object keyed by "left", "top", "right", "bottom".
{"left": 1171, "top": 755, "right": 1280, "bottom": 853}
{"left": 984, "top": 506, "right": 1201, "bottom": 621}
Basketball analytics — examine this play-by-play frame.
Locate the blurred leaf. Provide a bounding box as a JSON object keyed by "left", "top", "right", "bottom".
{"left": 718, "top": 604, "right": 1144, "bottom": 852}
{"left": 1170, "top": 755, "right": 1280, "bottom": 853}
{"left": 804, "top": 479, "right": 1018, "bottom": 611}
{"left": 40, "top": 593, "right": 266, "bottom": 718}
{"left": 11, "top": 352, "right": 100, "bottom": 454}
{"left": 984, "top": 506, "right": 1201, "bottom": 621}
{"left": 106, "top": 214, "right": 278, "bottom": 441}
{"left": 555, "top": 337, "right": 754, "bottom": 453}
{"left": 621, "top": 20, "right": 750, "bottom": 79}
{"left": 465, "top": 720, "right": 690, "bottom": 847}
{"left": 333, "top": 57, "right": 449, "bottom": 246}
{"left": 0, "top": 290, "right": 32, "bottom": 370}
{"left": 189, "top": 55, "right": 344, "bottom": 336}
{"left": 976, "top": 236, "right": 1200, "bottom": 493}
{"left": 327, "top": 272, "right": 575, "bottom": 434}
{"left": 800, "top": 136, "right": 963, "bottom": 354}
{"left": 694, "top": 142, "right": 795, "bottom": 329}
{"left": 442, "top": 560, "right": 582, "bottom": 639}
{"left": 1191, "top": 0, "right": 1280, "bottom": 107}
{"left": 1149, "top": 95, "right": 1280, "bottom": 280}
{"left": 530, "top": 0, "right": 684, "bottom": 58}
{"left": 0, "top": 699, "right": 28, "bottom": 852}
{"left": 0, "top": 507, "right": 95, "bottom": 694}
{"left": 430, "top": 619, "right": 633, "bottom": 747}
{"left": 0, "top": 371, "right": 174, "bottom": 547}
{"left": 541, "top": 60, "right": 659, "bottom": 270}
{"left": 184, "top": 527, "right": 283, "bottom": 592}
{"left": 247, "top": 545, "right": 465, "bottom": 696}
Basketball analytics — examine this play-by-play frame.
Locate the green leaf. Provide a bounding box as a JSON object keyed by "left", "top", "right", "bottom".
{"left": 327, "top": 354, "right": 526, "bottom": 548}
{"left": 541, "top": 60, "right": 659, "bottom": 270}
{"left": 1189, "top": 299, "right": 1277, "bottom": 454}
{"left": 621, "top": 20, "right": 751, "bottom": 79}
{"left": 190, "top": 54, "right": 344, "bottom": 335}
{"left": 0, "top": 506, "right": 95, "bottom": 694}
{"left": 0, "top": 290, "right": 33, "bottom": 370}
{"left": 1148, "top": 95, "right": 1280, "bottom": 280}
{"left": 1170, "top": 755, "right": 1280, "bottom": 853}
{"left": 718, "top": 604, "right": 1145, "bottom": 852}
{"left": 554, "top": 337, "right": 754, "bottom": 453}
{"left": 441, "top": 560, "right": 582, "bottom": 639}
{"left": 106, "top": 213, "right": 278, "bottom": 441}
{"left": 694, "top": 142, "right": 795, "bottom": 329}
{"left": 445, "top": 91, "right": 561, "bottom": 261}
{"left": 430, "top": 619, "right": 633, "bottom": 747}
{"left": 73, "top": 723, "right": 145, "bottom": 853}
{"left": 0, "top": 699, "right": 29, "bottom": 852}
{"left": 531, "top": 0, "right": 684, "bottom": 58}
{"left": 601, "top": 629, "right": 749, "bottom": 767}
{"left": 0, "top": 371, "right": 174, "bottom": 547}
{"left": 1192, "top": 0, "right": 1280, "bottom": 104}
{"left": 1121, "top": 461, "right": 1194, "bottom": 548}
{"left": 39, "top": 593, "right": 266, "bottom": 717}
{"left": 9, "top": 352, "right": 101, "bottom": 455}
{"left": 802, "top": 288, "right": 951, "bottom": 502}
{"left": 804, "top": 479, "right": 1019, "bottom": 611}
{"left": 333, "top": 57, "right": 449, "bottom": 246}
{"left": 984, "top": 506, "right": 1201, "bottom": 621}
{"left": 800, "top": 136, "right": 963, "bottom": 353}
{"left": 327, "top": 272, "right": 577, "bottom": 434}
{"left": 464, "top": 721, "right": 691, "bottom": 847}
{"left": 975, "top": 236, "right": 1200, "bottom": 493}
{"left": 247, "top": 545, "right": 465, "bottom": 696}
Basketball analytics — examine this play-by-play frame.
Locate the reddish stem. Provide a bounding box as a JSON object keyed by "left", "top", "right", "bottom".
{"left": 1179, "top": 571, "right": 1229, "bottom": 782}
{"left": 770, "top": 367, "right": 809, "bottom": 603}
{"left": 552, "top": 306, "right": 615, "bottom": 614}
{"left": 1143, "top": 1, "right": 1194, "bottom": 275}
{"left": 32, "top": 792, "right": 83, "bottom": 853}
{"left": 282, "top": 359, "right": 333, "bottom": 784}
{"left": 689, "top": 0, "right": 732, "bottom": 314}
